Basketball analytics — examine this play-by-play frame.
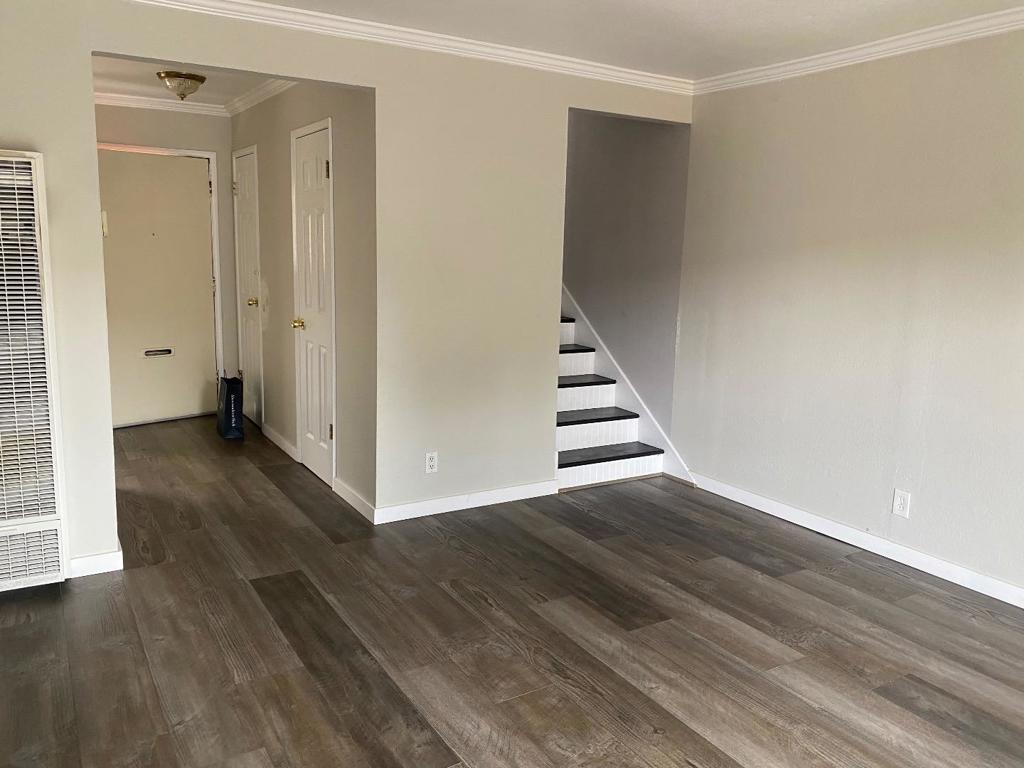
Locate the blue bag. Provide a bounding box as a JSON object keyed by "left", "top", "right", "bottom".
{"left": 216, "top": 376, "right": 244, "bottom": 440}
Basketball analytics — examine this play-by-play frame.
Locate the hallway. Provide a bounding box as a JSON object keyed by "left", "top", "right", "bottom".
{"left": 113, "top": 417, "right": 366, "bottom": 569}
{"left": 3, "top": 417, "right": 1024, "bottom": 767}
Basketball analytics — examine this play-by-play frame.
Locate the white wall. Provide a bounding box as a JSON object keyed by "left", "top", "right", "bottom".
{"left": 674, "top": 31, "right": 1024, "bottom": 590}
{"left": 0, "top": 0, "right": 689, "bottom": 559}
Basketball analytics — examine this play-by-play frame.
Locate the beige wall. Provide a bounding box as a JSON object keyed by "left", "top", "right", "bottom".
{"left": 99, "top": 150, "right": 217, "bottom": 426}
{"left": 1, "top": 0, "right": 688, "bottom": 558}
{"left": 674, "top": 31, "right": 1024, "bottom": 589}
{"left": 232, "top": 81, "right": 378, "bottom": 504}
{"left": 94, "top": 104, "right": 237, "bottom": 372}
{"left": 563, "top": 110, "right": 690, "bottom": 428}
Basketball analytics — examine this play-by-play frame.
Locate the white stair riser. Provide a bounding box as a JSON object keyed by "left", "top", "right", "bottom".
{"left": 559, "top": 322, "right": 575, "bottom": 344}
{"left": 559, "top": 351, "right": 595, "bottom": 376}
{"left": 558, "top": 454, "right": 663, "bottom": 489}
{"left": 557, "top": 383, "right": 615, "bottom": 410}
{"left": 557, "top": 418, "right": 638, "bottom": 451}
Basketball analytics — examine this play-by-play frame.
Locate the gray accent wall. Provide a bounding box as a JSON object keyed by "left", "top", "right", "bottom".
{"left": 673, "top": 31, "right": 1024, "bottom": 591}
{"left": 562, "top": 110, "right": 690, "bottom": 428}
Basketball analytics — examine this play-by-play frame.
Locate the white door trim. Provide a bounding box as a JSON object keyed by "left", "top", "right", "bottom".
{"left": 96, "top": 142, "right": 226, "bottom": 376}
{"left": 289, "top": 118, "right": 336, "bottom": 480}
{"left": 231, "top": 144, "right": 265, "bottom": 424}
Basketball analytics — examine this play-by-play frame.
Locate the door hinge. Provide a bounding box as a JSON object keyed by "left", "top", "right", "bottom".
{"left": 329, "top": 423, "right": 334, "bottom": 440}
{"left": 325, "top": 160, "right": 330, "bottom": 179}
{"left": 209, "top": 180, "right": 213, "bottom": 195}
{"left": 232, "top": 180, "right": 239, "bottom": 195}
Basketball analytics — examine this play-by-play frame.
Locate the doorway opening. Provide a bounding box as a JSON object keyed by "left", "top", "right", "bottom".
{"left": 556, "top": 108, "right": 691, "bottom": 486}
{"left": 92, "top": 50, "right": 377, "bottom": 538}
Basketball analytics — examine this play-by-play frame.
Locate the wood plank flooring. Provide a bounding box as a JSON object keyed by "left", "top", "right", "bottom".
{"left": 2, "top": 415, "right": 1023, "bottom": 767}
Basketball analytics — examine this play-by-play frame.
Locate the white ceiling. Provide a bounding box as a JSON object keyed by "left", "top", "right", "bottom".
{"left": 93, "top": 55, "right": 282, "bottom": 107}
{"left": 267, "top": 0, "right": 1023, "bottom": 79}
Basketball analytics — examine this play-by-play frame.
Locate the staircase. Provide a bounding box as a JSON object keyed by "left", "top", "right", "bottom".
{"left": 557, "top": 314, "right": 664, "bottom": 488}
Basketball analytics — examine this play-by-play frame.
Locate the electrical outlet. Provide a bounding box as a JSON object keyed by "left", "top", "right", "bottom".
{"left": 425, "top": 451, "right": 438, "bottom": 474}
{"left": 892, "top": 488, "right": 911, "bottom": 519}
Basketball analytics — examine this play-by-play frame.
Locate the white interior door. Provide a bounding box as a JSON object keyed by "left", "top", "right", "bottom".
{"left": 292, "top": 122, "right": 334, "bottom": 484}
{"left": 233, "top": 148, "right": 263, "bottom": 425}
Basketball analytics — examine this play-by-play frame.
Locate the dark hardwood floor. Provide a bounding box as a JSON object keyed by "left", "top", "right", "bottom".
{"left": 3, "top": 415, "right": 1024, "bottom": 767}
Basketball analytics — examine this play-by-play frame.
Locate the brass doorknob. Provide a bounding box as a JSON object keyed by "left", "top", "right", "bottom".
{"left": 291, "top": 318, "right": 305, "bottom": 329}
{"left": 247, "top": 297, "right": 259, "bottom": 306}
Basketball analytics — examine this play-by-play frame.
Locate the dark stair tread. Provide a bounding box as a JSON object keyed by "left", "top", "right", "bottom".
{"left": 557, "top": 407, "right": 638, "bottom": 426}
{"left": 560, "top": 344, "right": 595, "bottom": 354}
{"left": 561, "top": 315, "right": 575, "bottom": 323}
{"left": 558, "top": 374, "right": 616, "bottom": 388}
{"left": 558, "top": 442, "right": 664, "bottom": 469}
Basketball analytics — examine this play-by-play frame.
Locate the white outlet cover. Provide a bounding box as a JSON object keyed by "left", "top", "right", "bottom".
{"left": 425, "top": 451, "right": 438, "bottom": 474}
{"left": 892, "top": 488, "right": 911, "bottom": 519}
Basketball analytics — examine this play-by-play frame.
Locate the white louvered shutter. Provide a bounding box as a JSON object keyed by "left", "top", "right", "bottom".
{"left": 0, "top": 151, "right": 64, "bottom": 590}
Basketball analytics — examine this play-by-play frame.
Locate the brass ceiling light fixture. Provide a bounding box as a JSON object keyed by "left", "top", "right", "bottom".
{"left": 156, "top": 70, "right": 207, "bottom": 101}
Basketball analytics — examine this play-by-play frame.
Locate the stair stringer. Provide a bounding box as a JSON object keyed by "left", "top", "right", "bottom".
{"left": 561, "top": 285, "right": 695, "bottom": 483}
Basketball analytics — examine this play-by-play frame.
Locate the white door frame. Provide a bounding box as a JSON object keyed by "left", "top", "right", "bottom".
{"left": 231, "top": 145, "right": 265, "bottom": 424}
{"left": 96, "top": 142, "right": 225, "bottom": 376}
{"left": 289, "top": 118, "right": 336, "bottom": 479}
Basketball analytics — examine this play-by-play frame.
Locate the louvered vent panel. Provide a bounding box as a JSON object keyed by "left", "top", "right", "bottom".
{"left": 0, "top": 524, "right": 62, "bottom": 587}
{"left": 0, "top": 156, "right": 56, "bottom": 523}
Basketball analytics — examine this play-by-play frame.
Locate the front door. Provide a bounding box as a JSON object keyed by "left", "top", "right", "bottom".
{"left": 98, "top": 149, "right": 217, "bottom": 426}
{"left": 291, "top": 123, "right": 334, "bottom": 484}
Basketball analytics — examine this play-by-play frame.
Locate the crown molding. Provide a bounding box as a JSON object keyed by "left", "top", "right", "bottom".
{"left": 94, "top": 78, "right": 296, "bottom": 117}
{"left": 224, "top": 78, "right": 295, "bottom": 115}
{"left": 123, "top": 1, "right": 1024, "bottom": 98}
{"left": 94, "top": 91, "right": 230, "bottom": 116}
{"left": 128, "top": 0, "right": 696, "bottom": 95}
{"left": 694, "top": 6, "right": 1024, "bottom": 94}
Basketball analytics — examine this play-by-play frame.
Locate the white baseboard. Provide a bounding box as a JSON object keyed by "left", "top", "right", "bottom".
{"left": 69, "top": 549, "right": 124, "bottom": 579}
{"left": 261, "top": 423, "right": 300, "bottom": 461}
{"left": 114, "top": 410, "right": 215, "bottom": 429}
{"left": 332, "top": 478, "right": 376, "bottom": 523}
{"left": 368, "top": 479, "right": 559, "bottom": 525}
{"left": 690, "top": 472, "right": 1024, "bottom": 611}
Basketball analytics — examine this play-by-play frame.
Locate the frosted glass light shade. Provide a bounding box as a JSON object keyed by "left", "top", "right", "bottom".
{"left": 156, "top": 71, "right": 207, "bottom": 101}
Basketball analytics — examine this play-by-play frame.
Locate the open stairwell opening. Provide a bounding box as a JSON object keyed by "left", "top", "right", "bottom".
{"left": 556, "top": 313, "right": 664, "bottom": 488}
{"left": 556, "top": 107, "right": 693, "bottom": 489}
